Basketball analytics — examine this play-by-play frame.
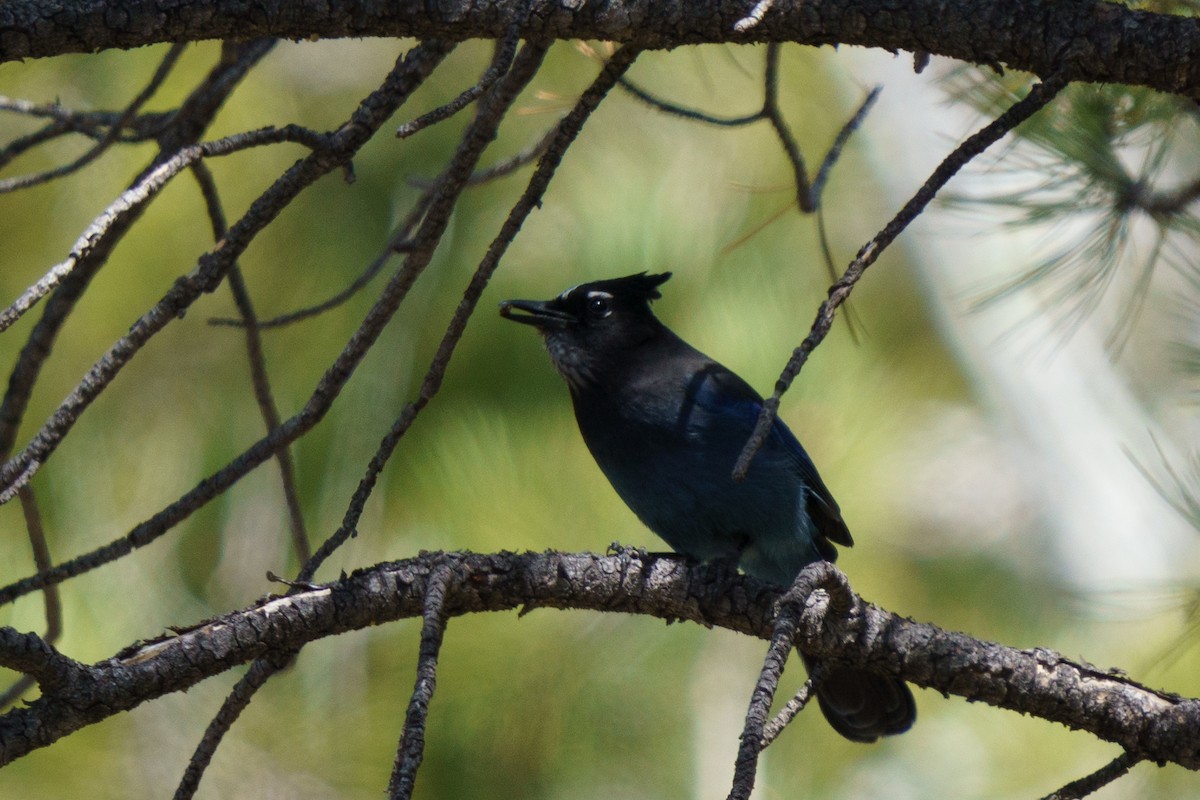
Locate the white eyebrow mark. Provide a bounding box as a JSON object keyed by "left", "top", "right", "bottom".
{"left": 586, "top": 290, "right": 613, "bottom": 300}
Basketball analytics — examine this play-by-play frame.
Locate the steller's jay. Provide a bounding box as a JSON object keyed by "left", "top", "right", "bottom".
{"left": 500, "top": 271, "right": 915, "bottom": 743}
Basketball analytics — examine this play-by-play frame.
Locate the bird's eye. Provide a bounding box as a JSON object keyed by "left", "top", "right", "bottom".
{"left": 586, "top": 296, "right": 612, "bottom": 318}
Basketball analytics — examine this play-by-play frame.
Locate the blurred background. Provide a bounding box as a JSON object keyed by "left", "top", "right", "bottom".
{"left": 1, "top": 36, "right": 1199, "bottom": 799}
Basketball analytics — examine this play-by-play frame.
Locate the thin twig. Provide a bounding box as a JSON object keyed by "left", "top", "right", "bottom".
{"left": 728, "top": 562, "right": 856, "bottom": 799}
{"left": 0, "top": 488, "right": 62, "bottom": 708}
{"left": 0, "top": 95, "right": 158, "bottom": 134}
{"left": 618, "top": 78, "right": 763, "bottom": 126}
{"left": 191, "top": 161, "right": 310, "bottom": 563}
{"left": 395, "top": 24, "right": 522, "bottom": 139}
{"left": 727, "top": 575, "right": 807, "bottom": 800}
{"left": 387, "top": 564, "right": 453, "bottom": 800}
{"left": 299, "top": 40, "right": 558, "bottom": 581}
{"left": 0, "top": 126, "right": 329, "bottom": 500}
{"left": 0, "top": 41, "right": 457, "bottom": 605}
{"left": 284, "top": 133, "right": 555, "bottom": 327}
{"left": 0, "top": 124, "right": 324, "bottom": 337}
{"left": 300, "top": 43, "right": 640, "bottom": 581}
{"left": 207, "top": 39, "right": 547, "bottom": 332}
{"left": 759, "top": 674, "right": 818, "bottom": 747}
{"left": 464, "top": 124, "right": 558, "bottom": 185}
{"left": 1039, "top": 751, "right": 1143, "bottom": 800}
{"left": 19, "top": 488, "right": 60, "bottom": 645}
{"left": 173, "top": 43, "right": 524, "bottom": 782}
{"left": 810, "top": 85, "right": 882, "bottom": 205}
{"left": 623, "top": 48, "right": 875, "bottom": 225}
{"left": 0, "top": 41, "right": 275, "bottom": 477}
{"left": 732, "top": 73, "right": 1069, "bottom": 481}
{"left": 0, "top": 43, "right": 186, "bottom": 193}
{"left": 762, "top": 44, "right": 814, "bottom": 211}
{"left": 0, "top": 121, "right": 74, "bottom": 171}
{"left": 170, "top": 43, "right": 468, "bottom": 796}
{"left": 208, "top": 189, "right": 433, "bottom": 330}
{"left": 173, "top": 655, "right": 294, "bottom": 800}
{"left": 0, "top": 43, "right": 448, "bottom": 501}
{"left": 209, "top": 121, "right": 558, "bottom": 331}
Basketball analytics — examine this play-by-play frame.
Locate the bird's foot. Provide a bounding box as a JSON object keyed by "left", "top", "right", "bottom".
{"left": 606, "top": 542, "right": 650, "bottom": 558}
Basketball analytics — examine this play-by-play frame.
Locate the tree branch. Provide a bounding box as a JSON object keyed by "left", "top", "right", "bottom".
{"left": 0, "top": 40, "right": 454, "bottom": 505}
{"left": 0, "top": 551, "right": 1196, "bottom": 770}
{"left": 387, "top": 562, "right": 453, "bottom": 800}
{"left": 2, "top": 0, "right": 1198, "bottom": 95}
{"left": 733, "top": 73, "right": 1067, "bottom": 479}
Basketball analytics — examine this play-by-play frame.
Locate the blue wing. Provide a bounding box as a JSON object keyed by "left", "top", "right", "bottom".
{"left": 686, "top": 363, "right": 853, "bottom": 550}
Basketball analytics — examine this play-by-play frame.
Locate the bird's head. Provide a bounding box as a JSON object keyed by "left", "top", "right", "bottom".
{"left": 500, "top": 272, "right": 672, "bottom": 389}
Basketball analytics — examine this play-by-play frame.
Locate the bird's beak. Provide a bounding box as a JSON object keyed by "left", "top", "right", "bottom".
{"left": 499, "top": 298, "right": 573, "bottom": 329}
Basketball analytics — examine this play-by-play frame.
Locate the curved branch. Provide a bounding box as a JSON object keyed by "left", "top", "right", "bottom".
{"left": 1, "top": 0, "right": 1199, "bottom": 95}
{"left": 0, "top": 551, "right": 1196, "bottom": 770}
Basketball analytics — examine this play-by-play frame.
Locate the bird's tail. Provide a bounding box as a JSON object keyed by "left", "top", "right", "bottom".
{"left": 802, "top": 655, "right": 916, "bottom": 743}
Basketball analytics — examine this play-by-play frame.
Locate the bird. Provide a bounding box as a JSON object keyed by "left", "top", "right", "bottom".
{"left": 499, "top": 271, "right": 915, "bottom": 743}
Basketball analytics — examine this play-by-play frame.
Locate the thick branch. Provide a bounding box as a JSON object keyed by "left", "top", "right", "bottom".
{"left": 1, "top": 0, "right": 1198, "bottom": 94}
{"left": 0, "top": 551, "right": 1195, "bottom": 769}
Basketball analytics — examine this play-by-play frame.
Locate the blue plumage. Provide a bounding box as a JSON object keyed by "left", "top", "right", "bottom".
{"left": 501, "top": 271, "right": 914, "bottom": 742}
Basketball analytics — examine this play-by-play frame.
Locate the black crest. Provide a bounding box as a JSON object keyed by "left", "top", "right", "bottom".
{"left": 576, "top": 271, "right": 671, "bottom": 302}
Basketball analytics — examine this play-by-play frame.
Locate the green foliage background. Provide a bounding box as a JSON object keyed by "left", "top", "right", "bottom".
{"left": 0, "top": 38, "right": 1196, "bottom": 798}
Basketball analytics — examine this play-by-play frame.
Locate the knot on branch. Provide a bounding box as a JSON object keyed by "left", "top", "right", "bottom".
{"left": 775, "top": 560, "right": 863, "bottom": 662}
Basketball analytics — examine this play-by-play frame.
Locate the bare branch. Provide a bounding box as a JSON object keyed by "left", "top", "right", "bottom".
{"left": 463, "top": 124, "right": 556, "bottom": 185}
{"left": 0, "top": 628, "right": 81, "bottom": 694}
{"left": 1040, "top": 751, "right": 1143, "bottom": 800}
{"left": 167, "top": 47, "right": 556, "bottom": 793}
{"left": 762, "top": 44, "right": 814, "bottom": 211}
{"left": 810, "top": 85, "right": 881, "bottom": 206}
{"left": 300, "top": 43, "right": 637, "bottom": 581}
{"left": 191, "top": 161, "right": 311, "bottom": 563}
{"left": 728, "top": 567, "right": 807, "bottom": 800}
{"left": 0, "top": 42, "right": 456, "bottom": 605}
{"left": 206, "top": 187, "right": 434, "bottom": 330}
{"left": 206, "top": 119, "right": 560, "bottom": 332}
{"left": 1, "top": 552, "right": 1196, "bottom": 770}
{"left": 395, "top": 24, "right": 523, "bottom": 139}
{"left": 623, "top": 45, "right": 877, "bottom": 243}
{"left": 1, "top": 0, "right": 1197, "bottom": 96}
{"left": 0, "top": 40, "right": 276, "bottom": 474}
{"left": 619, "top": 78, "right": 763, "bottom": 126}
{"left": 760, "top": 675, "right": 818, "bottom": 747}
{"left": 0, "top": 43, "right": 453, "bottom": 503}
{"left": 733, "top": 73, "right": 1068, "bottom": 481}
{"left": 0, "top": 94, "right": 176, "bottom": 151}
{"left": 172, "top": 656, "right": 294, "bottom": 800}
{"left": 729, "top": 563, "right": 856, "bottom": 798}
{"left": 0, "top": 125, "right": 320, "bottom": 337}
{"left": 387, "top": 563, "right": 453, "bottom": 800}
{"left": 0, "top": 488, "right": 61, "bottom": 709}
{"left": 0, "top": 43, "right": 186, "bottom": 193}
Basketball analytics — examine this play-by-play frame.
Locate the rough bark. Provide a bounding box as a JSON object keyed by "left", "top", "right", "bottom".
{"left": 1, "top": 0, "right": 1199, "bottom": 95}
{"left": 0, "top": 551, "right": 1195, "bottom": 769}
